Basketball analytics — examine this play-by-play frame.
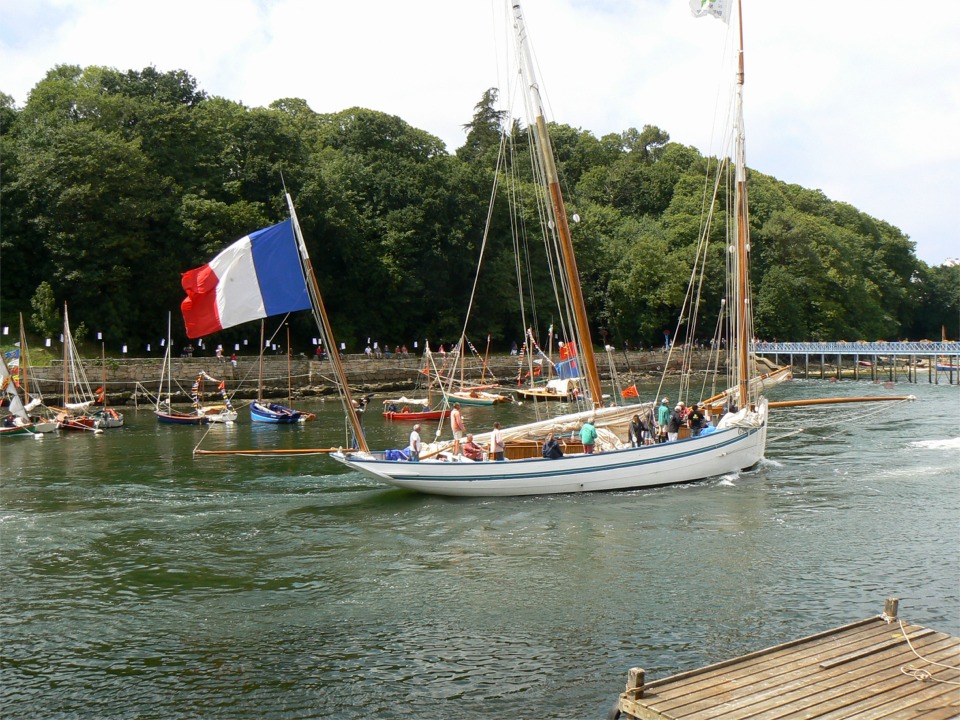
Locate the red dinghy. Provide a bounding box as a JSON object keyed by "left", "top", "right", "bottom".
{"left": 382, "top": 398, "right": 450, "bottom": 422}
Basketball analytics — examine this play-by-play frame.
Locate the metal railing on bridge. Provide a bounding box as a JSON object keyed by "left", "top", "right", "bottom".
{"left": 752, "top": 341, "right": 958, "bottom": 357}
{"left": 750, "top": 341, "right": 958, "bottom": 383}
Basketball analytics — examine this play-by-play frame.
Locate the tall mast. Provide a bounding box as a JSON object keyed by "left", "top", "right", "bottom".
{"left": 512, "top": 1, "right": 603, "bottom": 409}
{"left": 101, "top": 340, "right": 107, "bottom": 410}
{"left": 166, "top": 312, "right": 172, "bottom": 401}
{"left": 286, "top": 194, "right": 368, "bottom": 452}
{"left": 481, "top": 333, "right": 492, "bottom": 384}
{"left": 19, "top": 313, "right": 29, "bottom": 403}
{"left": 733, "top": 0, "right": 751, "bottom": 408}
{"left": 62, "top": 303, "right": 69, "bottom": 406}
{"left": 286, "top": 324, "right": 293, "bottom": 409}
{"left": 258, "top": 320, "right": 265, "bottom": 404}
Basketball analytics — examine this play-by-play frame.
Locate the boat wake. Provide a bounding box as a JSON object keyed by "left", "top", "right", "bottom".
{"left": 909, "top": 437, "right": 960, "bottom": 451}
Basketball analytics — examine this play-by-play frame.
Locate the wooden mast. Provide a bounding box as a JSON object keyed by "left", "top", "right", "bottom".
{"left": 734, "top": 0, "right": 751, "bottom": 409}
{"left": 257, "top": 320, "right": 265, "bottom": 404}
{"left": 18, "top": 313, "right": 29, "bottom": 405}
{"left": 100, "top": 340, "right": 107, "bottom": 411}
{"left": 165, "top": 312, "right": 172, "bottom": 406}
{"left": 512, "top": 1, "right": 603, "bottom": 409}
{"left": 286, "top": 324, "right": 293, "bottom": 409}
{"left": 286, "top": 194, "right": 368, "bottom": 452}
{"left": 62, "top": 303, "right": 69, "bottom": 407}
{"left": 481, "top": 334, "right": 492, "bottom": 384}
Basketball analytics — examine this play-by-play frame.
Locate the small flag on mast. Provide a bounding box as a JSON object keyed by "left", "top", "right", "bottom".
{"left": 689, "top": 0, "right": 730, "bottom": 23}
{"left": 621, "top": 384, "right": 640, "bottom": 399}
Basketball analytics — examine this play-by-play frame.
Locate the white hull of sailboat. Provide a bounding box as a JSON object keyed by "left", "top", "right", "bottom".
{"left": 32, "top": 419, "right": 58, "bottom": 433}
{"left": 334, "top": 402, "right": 767, "bottom": 497}
{"left": 449, "top": 390, "right": 510, "bottom": 406}
{"left": 202, "top": 407, "right": 238, "bottom": 423}
{"left": 92, "top": 409, "right": 125, "bottom": 429}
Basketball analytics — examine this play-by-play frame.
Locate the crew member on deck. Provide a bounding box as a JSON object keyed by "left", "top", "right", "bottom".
{"left": 450, "top": 402, "right": 465, "bottom": 455}
{"left": 579, "top": 417, "right": 598, "bottom": 454}
{"left": 462, "top": 433, "right": 484, "bottom": 461}
{"left": 490, "top": 421, "right": 505, "bottom": 461}
{"left": 542, "top": 433, "right": 564, "bottom": 459}
{"left": 409, "top": 424, "right": 422, "bottom": 462}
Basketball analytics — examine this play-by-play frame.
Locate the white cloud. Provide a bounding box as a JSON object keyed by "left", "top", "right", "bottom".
{"left": 1, "top": 0, "right": 957, "bottom": 264}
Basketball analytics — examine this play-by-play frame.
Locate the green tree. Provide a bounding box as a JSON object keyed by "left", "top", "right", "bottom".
{"left": 457, "top": 88, "right": 506, "bottom": 165}
{"left": 30, "top": 281, "right": 59, "bottom": 338}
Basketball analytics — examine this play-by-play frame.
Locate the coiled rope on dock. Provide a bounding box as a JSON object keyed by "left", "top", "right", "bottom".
{"left": 898, "top": 617, "right": 960, "bottom": 685}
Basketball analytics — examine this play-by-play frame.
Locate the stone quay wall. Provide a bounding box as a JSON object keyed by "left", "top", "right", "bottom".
{"left": 29, "top": 351, "right": 721, "bottom": 406}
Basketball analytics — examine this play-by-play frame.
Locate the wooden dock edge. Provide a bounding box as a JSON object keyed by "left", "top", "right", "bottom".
{"left": 610, "top": 597, "right": 959, "bottom": 720}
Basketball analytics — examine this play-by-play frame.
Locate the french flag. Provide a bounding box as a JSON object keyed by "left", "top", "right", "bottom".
{"left": 180, "top": 219, "right": 311, "bottom": 338}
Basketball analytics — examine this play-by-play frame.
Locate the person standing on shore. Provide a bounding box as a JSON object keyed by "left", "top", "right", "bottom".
{"left": 450, "top": 402, "right": 465, "bottom": 455}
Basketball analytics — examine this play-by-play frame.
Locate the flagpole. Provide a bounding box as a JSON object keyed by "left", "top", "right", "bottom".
{"left": 285, "top": 193, "right": 369, "bottom": 452}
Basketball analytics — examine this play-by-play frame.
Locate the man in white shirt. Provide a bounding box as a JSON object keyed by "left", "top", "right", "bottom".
{"left": 409, "top": 424, "right": 422, "bottom": 462}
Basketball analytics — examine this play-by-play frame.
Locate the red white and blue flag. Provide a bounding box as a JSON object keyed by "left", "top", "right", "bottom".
{"left": 180, "top": 220, "right": 310, "bottom": 338}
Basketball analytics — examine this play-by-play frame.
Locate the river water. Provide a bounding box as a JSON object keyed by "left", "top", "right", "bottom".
{"left": 2, "top": 379, "right": 958, "bottom": 719}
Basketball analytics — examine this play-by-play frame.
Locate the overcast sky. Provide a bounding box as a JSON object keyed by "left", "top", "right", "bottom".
{"left": 2, "top": 0, "right": 957, "bottom": 265}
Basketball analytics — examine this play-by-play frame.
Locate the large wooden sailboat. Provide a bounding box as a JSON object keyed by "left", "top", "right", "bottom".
{"left": 330, "top": 0, "right": 769, "bottom": 495}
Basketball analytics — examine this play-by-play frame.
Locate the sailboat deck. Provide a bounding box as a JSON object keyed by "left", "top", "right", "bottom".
{"left": 614, "top": 601, "right": 959, "bottom": 720}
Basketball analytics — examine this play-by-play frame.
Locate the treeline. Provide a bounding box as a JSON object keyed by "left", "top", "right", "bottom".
{"left": 1, "top": 65, "right": 956, "bottom": 357}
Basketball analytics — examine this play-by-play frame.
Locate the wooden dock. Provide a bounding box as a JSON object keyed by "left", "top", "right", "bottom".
{"left": 612, "top": 599, "right": 959, "bottom": 719}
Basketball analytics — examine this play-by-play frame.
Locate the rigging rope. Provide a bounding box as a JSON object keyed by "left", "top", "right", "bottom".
{"left": 766, "top": 397, "right": 915, "bottom": 442}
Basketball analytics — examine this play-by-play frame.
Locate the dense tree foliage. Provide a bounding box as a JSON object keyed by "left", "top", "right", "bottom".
{"left": 1, "top": 65, "right": 955, "bottom": 358}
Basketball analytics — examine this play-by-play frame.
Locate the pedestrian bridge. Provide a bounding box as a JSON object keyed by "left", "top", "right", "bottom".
{"left": 751, "top": 341, "right": 959, "bottom": 383}
{"left": 752, "top": 341, "right": 958, "bottom": 357}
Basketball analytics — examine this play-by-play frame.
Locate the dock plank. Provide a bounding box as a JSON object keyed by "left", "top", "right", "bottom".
{"left": 616, "top": 606, "right": 960, "bottom": 720}
{"left": 669, "top": 638, "right": 957, "bottom": 720}
{"left": 646, "top": 625, "right": 936, "bottom": 716}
